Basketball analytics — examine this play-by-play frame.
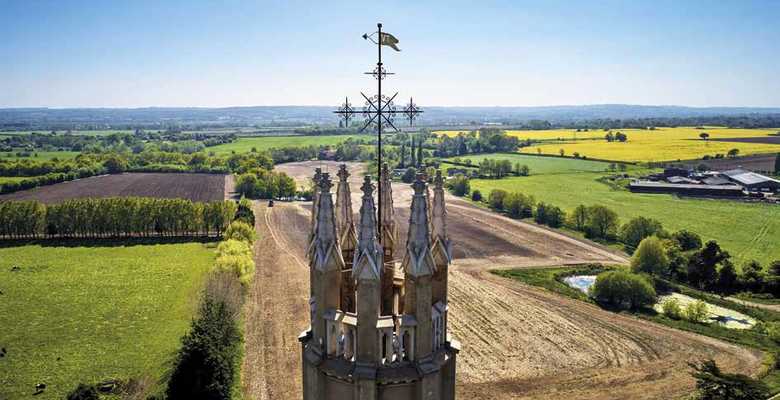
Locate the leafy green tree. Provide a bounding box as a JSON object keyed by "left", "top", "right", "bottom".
{"left": 586, "top": 205, "right": 619, "bottom": 239}
{"left": 631, "top": 236, "right": 669, "bottom": 276}
{"left": 590, "top": 270, "right": 656, "bottom": 310}
{"left": 672, "top": 229, "right": 703, "bottom": 251}
{"left": 615, "top": 132, "right": 628, "bottom": 142}
{"left": 167, "top": 297, "right": 242, "bottom": 400}
{"left": 716, "top": 260, "right": 739, "bottom": 295}
{"left": 103, "top": 155, "right": 127, "bottom": 174}
{"left": 470, "top": 190, "right": 482, "bottom": 202}
{"left": 727, "top": 148, "right": 740, "bottom": 158}
{"left": 620, "top": 216, "right": 665, "bottom": 250}
{"left": 503, "top": 192, "right": 534, "bottom": 219}
{"left": 488, "top": 189, "right": 508, "bottom": 210}
{"left": 401, "top": 167, "right": 417, "bottom": 184}
{"left": 687, "top": 240, "right": 730, "bottom": 290}
{"left": 775, "top": 153, "right": 780, "bottom": 174}
{"left": 689, "top": 359, "right": 769, "bottom": 400}
{"left": 569, "top": 204, "right": 589, "bottom": 231}
{"left": 699, "top": 132, "right": 710, "bottom": 140}
{"left": 740, "top": 260, "right": 765, "bottom": 293}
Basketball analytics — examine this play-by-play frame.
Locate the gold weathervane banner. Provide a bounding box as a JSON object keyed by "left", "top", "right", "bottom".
{"left": 380, "top": 32, "right": 401, "bottom": 51}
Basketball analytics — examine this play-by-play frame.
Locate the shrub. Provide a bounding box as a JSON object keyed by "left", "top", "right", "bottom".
{"left": 690, "top": 359, "right": 769, "bottom": 400}
{"left": 684, "top": 300, "right": 709, "bottom": 323}
{"left": 488, "top": 189, "right": 508, "bottom": 210}
{"left": 661, "top": 297, "right": 683, "bottom": 320}
{"left": 470, "top": 189, "right": 482, "bottom": 202}
{"left": 167, "top": 296, "right": 242, "bottom": 400}
{"left": 66, "top": 384, "right": 99, "bottom": 400}
{"left": 620, "top": 216, "right": 665, "bottom": 250}
{"left": 590, "top": 270, "right": 656, "bottom": 310}
{"left": 446, "top": 174, "right": 470, "bottom": 196}
{"left": 224, "top": 221, "right": 257, "bottom": 244}
{"left": 215, "top": 253, "right": 255, "bottom": 285}
{"left": 631, "top": 236, "right": 669, "bottom": 276}
{"left": 401, "top": 167, "right": 417, "bottom": 183}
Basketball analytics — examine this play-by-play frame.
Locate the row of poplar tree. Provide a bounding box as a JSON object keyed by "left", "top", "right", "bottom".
{"left": 0, "top": 198, "right": 237, "bottom": 238}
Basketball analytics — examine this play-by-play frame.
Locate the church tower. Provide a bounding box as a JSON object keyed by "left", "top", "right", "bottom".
{"left": 300, "top": 166, "right": 458, "bottom": 400}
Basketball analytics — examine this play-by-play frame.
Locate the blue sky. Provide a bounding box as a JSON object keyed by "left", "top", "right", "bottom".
{"left": 1, "top": 0, "right": 779, "bottom": 108}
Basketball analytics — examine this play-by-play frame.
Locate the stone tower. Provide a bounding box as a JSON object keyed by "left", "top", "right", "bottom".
{"left": 300, "top": 166, "right": 458, "bottom": 400}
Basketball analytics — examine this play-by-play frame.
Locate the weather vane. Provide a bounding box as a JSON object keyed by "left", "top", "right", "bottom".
{"left": 334, "top": 23, "right": 423, "bottom": 238}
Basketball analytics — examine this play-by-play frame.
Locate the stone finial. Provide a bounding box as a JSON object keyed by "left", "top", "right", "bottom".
{"left": 334, "top": 164, "right": 356, "bottom": 250}
{"left": 309, "top": 173, "right": 345, "bottom": 272}
{"left": 402, "top": 174, "right": 435, "bottom": 277}
{"left": 352, "top": 175, "right": 382, "bottom": 281}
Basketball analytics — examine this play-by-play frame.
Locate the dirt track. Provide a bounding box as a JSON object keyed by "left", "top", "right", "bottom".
{"left": 242, "top": 161, "right": 762, "bottom": 400}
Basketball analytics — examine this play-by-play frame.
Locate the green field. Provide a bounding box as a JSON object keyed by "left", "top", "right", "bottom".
{"left": 0, "top": 241, "right": 216, "bottom": 399}
{"left": 451, "top": 153, "right": 640, "bottom": 174}
{"left": 209, "top": 135, "right": 360, "bottom": 154}
{"left": 460, "top": 154, "right": 780, "bottom": 265}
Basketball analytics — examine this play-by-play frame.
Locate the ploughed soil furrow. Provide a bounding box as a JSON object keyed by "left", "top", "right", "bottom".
{"left": 245, "top": 161, "right": 764, "bottom": 400}
{"left": 0, "top": 172, "right": 226, "bottom": 203}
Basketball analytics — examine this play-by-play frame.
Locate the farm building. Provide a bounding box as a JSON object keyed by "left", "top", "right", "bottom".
{"left": 721, "top": 169, "right": 780, "bottom": 192}
{"left": 629, "top": 181, "right": 744, "bottom": 197}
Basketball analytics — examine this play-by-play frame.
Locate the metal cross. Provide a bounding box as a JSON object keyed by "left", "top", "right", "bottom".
{"left": 333, "top": 23, "right": 424, "bottom": 244}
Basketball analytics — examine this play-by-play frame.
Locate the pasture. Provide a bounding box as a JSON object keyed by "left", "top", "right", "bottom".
{"left": 209, "top": 135, "right": 359, "bottom": 154}
{"left": 0, "top": 241, "right": 216, "bottom": 399}
{"left": 465, "top": 156, "right": 780, "bottom": 265}
{"left": 449, "top": 153, "right": 639, "bottom": 174}
{"left": 0, "top": 172, "right": 226, "bottom": 203}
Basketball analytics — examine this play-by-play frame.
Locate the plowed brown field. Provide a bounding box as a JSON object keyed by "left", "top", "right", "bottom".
{"left": 0, "top": 172, "right": 227, "bottom": 203}
{"left": 242, "top": 161, "right": 762, "bottom": 400}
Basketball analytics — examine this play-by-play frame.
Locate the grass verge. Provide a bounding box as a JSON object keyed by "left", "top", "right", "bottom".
{"left": 0, "top": 241, "right": 216, "bottom": 399}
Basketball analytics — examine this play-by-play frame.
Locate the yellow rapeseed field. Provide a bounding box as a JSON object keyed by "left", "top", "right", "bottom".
{"left": 436, "top": 127, "right": 780, "bottom": 162}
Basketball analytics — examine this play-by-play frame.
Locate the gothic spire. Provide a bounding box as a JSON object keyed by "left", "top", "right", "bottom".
{"left": 401, "top": 174, "right": 435, "bottom": 277}
{"left": 379, "top": 163, "right": 397, "bottom": 249}
{"left": 431, "top": 170, "right": 451, "bottom": 262}
{"left": 310, "top": 167, "right": 323, "bottom": 241}
{"left": 352, "top": 176, "right": 382, "bottom": 281}
{"left": 308, "top": 173, "right": 345, "bottom": 272}
{"left": 335, "top": 164, "right": 357, "bottom": 250}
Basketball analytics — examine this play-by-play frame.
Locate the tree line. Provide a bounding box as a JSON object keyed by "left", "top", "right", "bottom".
{"left": 0, "top": 198, "right": 237, "bottom": 239}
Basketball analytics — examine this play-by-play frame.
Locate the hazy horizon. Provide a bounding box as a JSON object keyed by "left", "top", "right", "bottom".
{"left": 2, "top": 0, "right": 779, "bottom": 108}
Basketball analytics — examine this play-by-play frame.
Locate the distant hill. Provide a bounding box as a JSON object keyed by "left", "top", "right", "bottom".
{"left": 1, "top": 104, "right": 779, "bottom": 130}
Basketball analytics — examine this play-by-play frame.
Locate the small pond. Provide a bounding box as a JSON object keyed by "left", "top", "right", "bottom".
{"left": 563, "top": 275, "right": 596, "bottom": 294}
{"left": 562, "top": 275, "right": 756, "bottom": 329}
